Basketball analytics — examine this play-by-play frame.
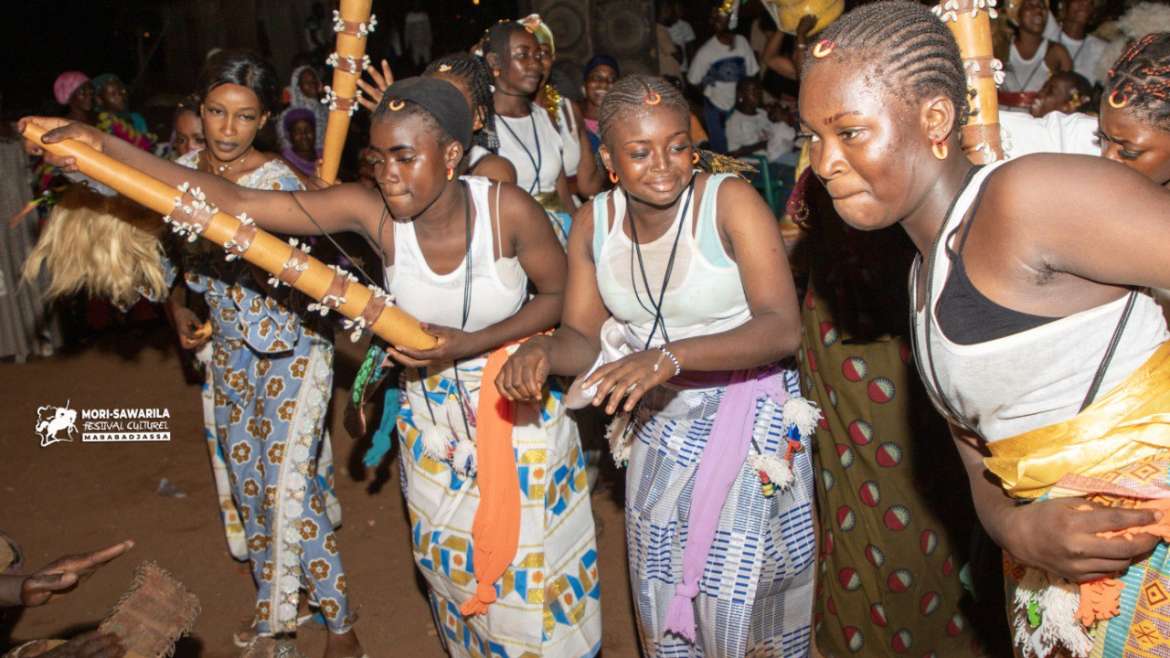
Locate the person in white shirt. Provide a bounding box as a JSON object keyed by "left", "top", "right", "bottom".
{"left": 1001, "top": 0, "right": 1072, "bottom": 108}
{"left": 659, "top": 0, "right": 696, "bottom": 73}
{"left": 686, "top": 7, "right": 759, "bottom": 153}
{"left": 1042, "top": 0, "right": 1108, "bottom": 85}
{"left": 725, "top": 78, "right": 796, "bottom": 164}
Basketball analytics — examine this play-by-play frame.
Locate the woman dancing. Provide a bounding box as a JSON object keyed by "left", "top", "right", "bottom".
{"left": 483, "top": 21, "right": 577, "bottom": 244}
{"left": 33, "top": 50, "right": 364, "bottom": 657}
{"left": 797, "top": 4, "right": 1170, "bottom": 656}
{"left": 497, "top": 74, "right": 818, "bottom": 657}
{"left": 358, "top": 53, "right": 517, "bottom": 183}
{"left": 26, "top": 75, "right": 601, "bottom": 658}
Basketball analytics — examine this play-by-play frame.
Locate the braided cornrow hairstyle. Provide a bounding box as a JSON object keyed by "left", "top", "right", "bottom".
{"left": 802, "top": 1, "right": 968, "bottom": 131}
{"left": 484, "top": 21, "right": 528, "bottom": 61}
{"left": 598, "top": 74, "right": 690, "bottom": 145}
{"left": 1105, "top": 33, "right": 1170, "bottom": 132}
{"left": 425, "top": 53, "right": 500, "bottom": 152}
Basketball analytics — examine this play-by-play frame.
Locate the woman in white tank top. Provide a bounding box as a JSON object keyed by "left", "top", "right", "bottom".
{"left": 999, "top": 0, "right": 1072, "bottom": 108}
{"left": 358, "top": 54, "right": 518, "bottom": 184}
{"left": 499, "top": 76, "right": 817, "bottom": 658}
{"left": 797, "top": 5, "right": 1170, "bottom": 657}
{"left": 483, "top": 22, "right": 577, "bottom": 245}
{"left": 33, "top": 76, "right": 602, "bottom": 657}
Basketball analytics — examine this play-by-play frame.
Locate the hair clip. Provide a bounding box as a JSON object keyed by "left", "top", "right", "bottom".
{"left": 645, "top": 91, "right": 662, "bottom": 105}
{"left": 1108, "top": 90, "right": 1129, "bottom": 109}
{"left": 812, "top": 39, "right": 835, "bottom": 59}
{"left": 388, "top": 99, "right": 405, "bottom": 111}
{"left": 438, "top": 63, "right": 452, "bottom": 72}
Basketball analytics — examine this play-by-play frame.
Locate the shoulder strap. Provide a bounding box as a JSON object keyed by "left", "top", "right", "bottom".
{"left": 910, "top": 166, "right": 987, "bottom": 438}
{"left": 493, "top": 181, "right": 503, "bottom": 259}
{"left": 695, "top": 174, "right": 732, "bottom": 267}
{"left": 592, "top": 190, "right": 611, "bottom": 262}
{"left": 1080, "top": 290, "right": 1138, "bottom": 411}
{"left": 949, "top": 168, "right": 998, "bottom": 257}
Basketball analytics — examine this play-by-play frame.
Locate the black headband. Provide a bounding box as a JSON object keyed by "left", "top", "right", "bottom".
{"left": 379, "top": 77, "right": 473, "bottom": 150}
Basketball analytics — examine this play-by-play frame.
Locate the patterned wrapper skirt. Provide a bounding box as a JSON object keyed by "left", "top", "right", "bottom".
{"left": 797, "top": 286, "right": 987, "bottom": 657}
{"left": 396, "top": 355, "right": 602, "bottom": 657}
{"left": 624, "top": 368, "right": 817, "bottom": 657}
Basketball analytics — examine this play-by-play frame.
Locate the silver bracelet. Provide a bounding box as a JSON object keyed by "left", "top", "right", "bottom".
{"left": 658, "top": 346, "right": 682, "bottom": 377}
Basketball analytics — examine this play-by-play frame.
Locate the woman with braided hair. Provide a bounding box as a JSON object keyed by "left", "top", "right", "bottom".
{"left": 358, "top": 53, "right": 518, "bottom": 184}
{"left": 26, "top": 51, "right": 364, "bottom": 657}
{"left": 498, "top": 73, "right": 818, "bottom": 657}
{"left": 26, "top": 74, "right": 600, "bottom": 658}
{"left": 1099, "top": 33, "right": 1170, "bottom": 188}
{"left": 484, "top": 21, "right": 577, "bottom": 246}
{"left": 798, "top": 3, "right": 1170, "bottom": 656}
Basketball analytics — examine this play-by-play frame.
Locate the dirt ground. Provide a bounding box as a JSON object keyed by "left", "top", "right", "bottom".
{"left": 0, "top": 326, "right": 640, "bottom": 657}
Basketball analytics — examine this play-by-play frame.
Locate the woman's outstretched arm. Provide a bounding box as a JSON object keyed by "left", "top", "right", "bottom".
{"left": 24, "top": 117, "right": 384, "bottom": 238}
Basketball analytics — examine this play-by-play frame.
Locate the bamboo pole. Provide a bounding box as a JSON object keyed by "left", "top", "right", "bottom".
{"left": 935, "top": 0, "right": 1005, "bottom": 163}
{"left": 319, "top": 0, "right": 375, "bottom": 184}
{"left": 21, "top": 121, "right": 435, "bottom": 349}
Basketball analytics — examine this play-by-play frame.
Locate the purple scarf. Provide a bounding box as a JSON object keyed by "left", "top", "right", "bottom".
{"left": 662, "top": 367, "right": 791, "bottom": 643}
{"left": 281, "top": 146, "right": 318, "bottom": 177}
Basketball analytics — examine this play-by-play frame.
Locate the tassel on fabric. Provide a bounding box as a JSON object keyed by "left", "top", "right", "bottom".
{"left": 460, "top": 581, "right": 499, "bottom": 617}
{"left": 361, "top": 387, "right": 399, "bottom": 468}
{"left": 662, "top": 588, "right": 699, "bottom": 644}
{"left": 605, "top": 413, "right": 633, "bottom": 467}
{"left": 781, "top": 397, "right": 822, "bottom": 438}
{"left": 1011, "top": 567, "right": 1093, "bottom": 658}
{"left": 750, "top": 453, "right": 793, "bottom": 495}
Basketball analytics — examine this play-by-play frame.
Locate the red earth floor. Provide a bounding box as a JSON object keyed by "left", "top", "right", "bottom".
{"left": 0, "top": 328, "right": 639, "bottom": 657}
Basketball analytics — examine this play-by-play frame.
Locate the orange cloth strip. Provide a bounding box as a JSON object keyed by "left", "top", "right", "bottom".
{"left": 461, "top": 345, "right": 522, "bottom": 616}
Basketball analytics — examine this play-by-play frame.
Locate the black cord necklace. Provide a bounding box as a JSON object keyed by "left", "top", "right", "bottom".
{"left": 418, "top": 180, "right": 475, "bottom": 456}
{"left": 626, "top": 177, "right": 695, "bottom": 350}
{"left": 498, "top": 110, "right": 543, "bottom": 195}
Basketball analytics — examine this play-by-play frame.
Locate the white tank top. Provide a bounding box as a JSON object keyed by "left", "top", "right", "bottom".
{"left": 384, "top": 176, "right": 527, "bottom": 333}
{"left": 912, "top": 162, "right": 1169, "bottom": 442}
{"left": 594, "top": 174, "right": 752, "bottom": 349}
{"left": 1005, "top": 40, "right": 1051, "bottom": 93}
{"left": 496, "top": 105, "right": 564, "bottom": 197}
{"left": 555, "top": 96, "right": 581, "bottom": 178}
{"left": 467, "top": 145, "right": 490, "bottom": 170}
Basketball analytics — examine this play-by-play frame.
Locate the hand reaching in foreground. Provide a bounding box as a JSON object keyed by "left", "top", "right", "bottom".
{"left": 357, "top": 59, "right": 395, "bottom": 113}
{"left": 18, "top": 117, "right": 105, "bottom": 172}
{"left": 20, "top": 540, "right": 135, "bottom": 607}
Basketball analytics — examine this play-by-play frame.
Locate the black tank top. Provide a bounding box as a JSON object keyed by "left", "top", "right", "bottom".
{"left": 935, "top": 169, "right": 1058, "bottom": 345}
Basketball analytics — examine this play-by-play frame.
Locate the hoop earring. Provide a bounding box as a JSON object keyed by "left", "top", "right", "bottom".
{"left": 692, "top": 151, "right": 700, "bottom": 165}
{"left": 609, "top": 170, "right": 619, "bottom": 184}
{"left": 447, "top": 167, "right": 455, "bottom": 181}
{"left": 931, "top": 142, "right": 949, "bottom": 160}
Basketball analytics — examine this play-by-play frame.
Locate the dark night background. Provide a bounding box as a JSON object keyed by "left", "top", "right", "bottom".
{"left": 0, "top": 0, "right": 525, "bottom": 120}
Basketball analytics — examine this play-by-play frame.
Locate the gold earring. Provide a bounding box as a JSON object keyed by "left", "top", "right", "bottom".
{"left": 609, "top": 170, "right": 619, "bottom": 184}
{"left": 446, "top": 167, "right": 455, "bottom": 181}
{"left": 1108, "top": 90, "right": 1128, "bottom": 109}
{"left": 931, "top": 142, "right": 948, "bottom": 160}
{"left": 692, "top": 151, "right": 700, "bottom": 165}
